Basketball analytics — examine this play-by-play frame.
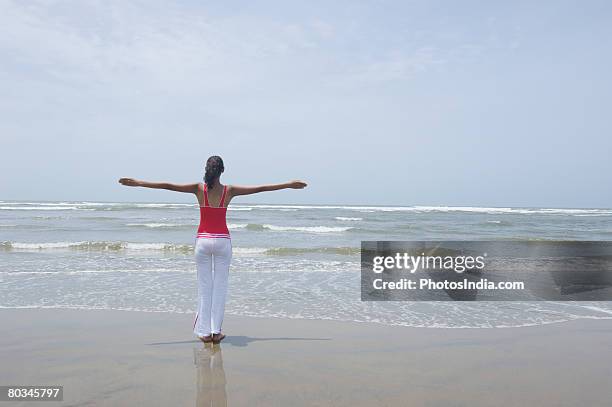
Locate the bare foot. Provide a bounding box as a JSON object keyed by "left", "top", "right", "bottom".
{"left": 212, "top": 333, "right": 226, "bottom": 344}
{"left": 199, "top": 335, "right": 213, "bottom": 343}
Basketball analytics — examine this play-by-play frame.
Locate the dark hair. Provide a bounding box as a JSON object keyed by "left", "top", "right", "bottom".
{"left": 204, "top": 156, "right": 224, "bottom": 190}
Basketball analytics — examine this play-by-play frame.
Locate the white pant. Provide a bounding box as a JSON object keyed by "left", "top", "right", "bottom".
{"left": 193, "top": 237, "right": 232, "bottom": 336}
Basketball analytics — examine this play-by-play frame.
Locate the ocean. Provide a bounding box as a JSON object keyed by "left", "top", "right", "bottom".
{"left": 1, "top": 200, "right": 612, "bottom": 328}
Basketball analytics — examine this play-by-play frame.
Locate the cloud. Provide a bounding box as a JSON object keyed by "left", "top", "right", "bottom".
{"left": 0, "top": 2, "right": 311, "bottom": 97}
{"left": 1, "top": 1, "right": 522, "bottom": 95}
{"left": 343, "top": 46, "right": 447, "bottom": 83}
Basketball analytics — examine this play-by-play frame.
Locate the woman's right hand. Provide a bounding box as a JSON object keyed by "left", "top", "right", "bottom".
{"left": 118, "top": 178, "right": 141, "bottom": 187}
{"left": 288, "top": 180, "right": 307, "bottom": 189}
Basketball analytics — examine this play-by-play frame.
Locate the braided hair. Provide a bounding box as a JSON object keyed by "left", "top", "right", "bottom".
{"left": 204, "top": 156, "right": 224, "bottom": 190}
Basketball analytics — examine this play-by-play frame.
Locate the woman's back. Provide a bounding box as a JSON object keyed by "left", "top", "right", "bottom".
{"left": 197, "top": 183, "right": 230, "bottom": 239}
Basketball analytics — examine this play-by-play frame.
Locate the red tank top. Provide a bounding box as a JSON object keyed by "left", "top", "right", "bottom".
{"left": 196, "top": 183, "right": 230, "bottom": 239}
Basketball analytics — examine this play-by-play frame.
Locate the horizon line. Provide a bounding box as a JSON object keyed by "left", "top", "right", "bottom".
{"left": 1, "top": 199, "right": 611, "bottom": 211}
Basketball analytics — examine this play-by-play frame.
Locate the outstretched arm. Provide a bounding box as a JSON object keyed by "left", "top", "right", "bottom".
{"left": 229, "top": 180, "right": 307, "bottom": 198}
{"left": 118, "top": 178, "right": 199, "bottom": 194}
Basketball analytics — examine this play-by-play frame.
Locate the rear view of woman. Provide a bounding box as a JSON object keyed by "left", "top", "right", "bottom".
{"left": 119, "top": 155, "right": 307, "bottom": 343}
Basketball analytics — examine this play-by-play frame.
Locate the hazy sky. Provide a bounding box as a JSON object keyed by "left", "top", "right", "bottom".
{"left": 1, "top": 0, "right": 610, "bottom": 207}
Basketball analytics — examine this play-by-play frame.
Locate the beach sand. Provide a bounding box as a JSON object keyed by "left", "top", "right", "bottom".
{"left": 1, "top": 309, "right": 611, "bottom": 406}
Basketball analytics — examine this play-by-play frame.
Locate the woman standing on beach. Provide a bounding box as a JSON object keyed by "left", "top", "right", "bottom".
{"left": 119, "top": 156, "right": 307, "bottom": 343}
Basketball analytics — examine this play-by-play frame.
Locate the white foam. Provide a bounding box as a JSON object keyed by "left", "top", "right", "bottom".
{"left": 412, "top": 206, "right": 612, "bottom": 215}
{"left": 228, "top": 223, "right": 247, "bottom": 229}
{"left": 124, "top": 242, "right": 178, "bottom": 250}
{"left": 1, "top": 241, "right": 192, "bottom": 252}
{"left": 262, "top": 224, "right": 353, "bottom": 233}
{"left": 335, "top": 217, "right": 363, "bottom": 221}
{"left": 1, "top": 268, "right": 192, "bottom": 275}
{"left": 133, "top": 203, "right": 194, "bottom": 208}
{"left": 2, "top": 201, "right": 611, "bottom": 216}
{"left": 0, "top": 202, "right": 76, "bottom": 206}
{"left": 8, "top": 241, "right": 87, "bottom": 249}
{"left": 232, "top": 204, "right": 612, "bottom": 215}
{"left": 79, "top": 202, "right": 188, "bottom": 207}
{"left": 126, "top": 223, "right": 185, "bottom": 228}
{"left": 232, "top": 247, "right": 268, "bottom": 255}
{"left": 0, "top": 206, "right": 89, "bottom": 211}
{"left": 578, "top": 305, "right": 612, "bottom": 315}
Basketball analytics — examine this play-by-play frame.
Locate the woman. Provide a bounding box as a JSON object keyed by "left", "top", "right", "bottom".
{"left": 119, "top": 155, "right": 307, "bottom": 343}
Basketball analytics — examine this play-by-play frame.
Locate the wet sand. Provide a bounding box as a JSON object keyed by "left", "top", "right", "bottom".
{"left": 1, "top": 309, "right": 611, "bottom": 406}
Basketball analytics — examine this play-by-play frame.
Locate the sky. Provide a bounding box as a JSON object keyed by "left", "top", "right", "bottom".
{"left": 1, "top": 0, "right": 610, "bottom": 207}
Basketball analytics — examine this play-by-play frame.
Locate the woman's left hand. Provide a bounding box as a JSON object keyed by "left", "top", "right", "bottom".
{"left": 118, "top": 178, "right": 141, "bottom": 187}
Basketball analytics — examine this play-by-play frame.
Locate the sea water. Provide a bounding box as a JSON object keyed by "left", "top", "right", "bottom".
{"left": 1, "top": 200, "right": 612, "bottom": 328}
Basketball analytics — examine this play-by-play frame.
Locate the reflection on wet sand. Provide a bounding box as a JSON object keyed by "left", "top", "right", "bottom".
{"left": 194, "top": 344, "right": 227, "bottom": 407}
